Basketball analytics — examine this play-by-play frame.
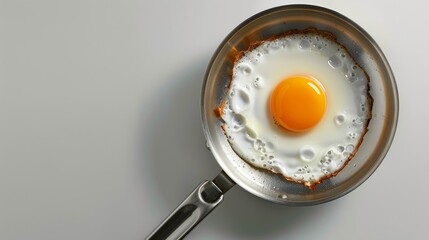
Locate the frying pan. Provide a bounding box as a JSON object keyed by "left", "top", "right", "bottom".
{"left": 147, "top": 5, "right": 398, "bottom": 239}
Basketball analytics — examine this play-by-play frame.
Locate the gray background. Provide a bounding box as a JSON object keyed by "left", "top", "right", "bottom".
{"left": 0, "top": 0, "right": 427, "bottom": 239}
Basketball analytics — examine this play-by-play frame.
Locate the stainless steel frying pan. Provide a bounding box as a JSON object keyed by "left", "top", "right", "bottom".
{"left": 147, "top": 5, "right": 398, "bottom": 239}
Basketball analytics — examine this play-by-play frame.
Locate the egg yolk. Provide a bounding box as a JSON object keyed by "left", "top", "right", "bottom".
{"left": 270, "top": 76, "right": 326, "bottom": 132}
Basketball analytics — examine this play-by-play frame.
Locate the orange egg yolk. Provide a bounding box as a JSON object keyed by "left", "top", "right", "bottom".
{"left": 270, "top": 76, "right": 326, "bottom": 132}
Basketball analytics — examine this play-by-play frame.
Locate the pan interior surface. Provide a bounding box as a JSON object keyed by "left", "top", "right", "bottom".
{"left": 202, "top": 5, "right": 398, "bottom": 205}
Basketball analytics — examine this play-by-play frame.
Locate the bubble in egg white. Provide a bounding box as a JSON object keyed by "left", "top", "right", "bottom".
{"left": 242, "top": 65, "right": 252, "bottom": 75}
{"left": 245, "top": 127, "right": 257, "bottom": 140}
{"left": 352, "top": 117, "right": 363, "bottom": 126}
{"left": 253, "top": 139, "right": 264, "bottom": 151}
{"left": 328, "top": 55, "right": 341, "bottom": 69}
{"left": 346, "top": 144, "right": 355, "bottom": 152}
{"left": 253, "top": 77, "right": 264, "bottom": 88}
{"left": 348, "top": 132, "right": 358, "bottom": 139}
{"left": 335, "top": 113, "right": 346, "bottom": 125}
{"left": 300, "top": 146, "right": 316, "bottom": 162}
{"left": 299, "top": 39, "right": 310, "bottom": 49}
{"left": 230, "top": 113, "right": 246, "bottom": 131}
{"left": 269, "top": 40, "right": 283, "bottom": 50}
{"left": 229, "top": 87, "right": 250, "bottom": 113}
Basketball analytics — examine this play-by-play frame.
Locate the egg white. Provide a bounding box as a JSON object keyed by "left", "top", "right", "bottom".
{"left": 221, "top": 32, "right": 371, "bottom": 188}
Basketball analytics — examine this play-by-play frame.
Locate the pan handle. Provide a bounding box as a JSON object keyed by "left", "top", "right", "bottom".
{"left": 146, "top": 171, "right": 235, "bottom": 240}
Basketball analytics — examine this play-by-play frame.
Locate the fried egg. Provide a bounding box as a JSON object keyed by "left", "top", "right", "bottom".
{"left": 220, "top": 29, "right": 372, "bottom": 189}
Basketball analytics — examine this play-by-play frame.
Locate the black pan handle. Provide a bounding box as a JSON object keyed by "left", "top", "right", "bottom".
{"left": 146, "top": 171, "right": 235, "bottom": 240}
